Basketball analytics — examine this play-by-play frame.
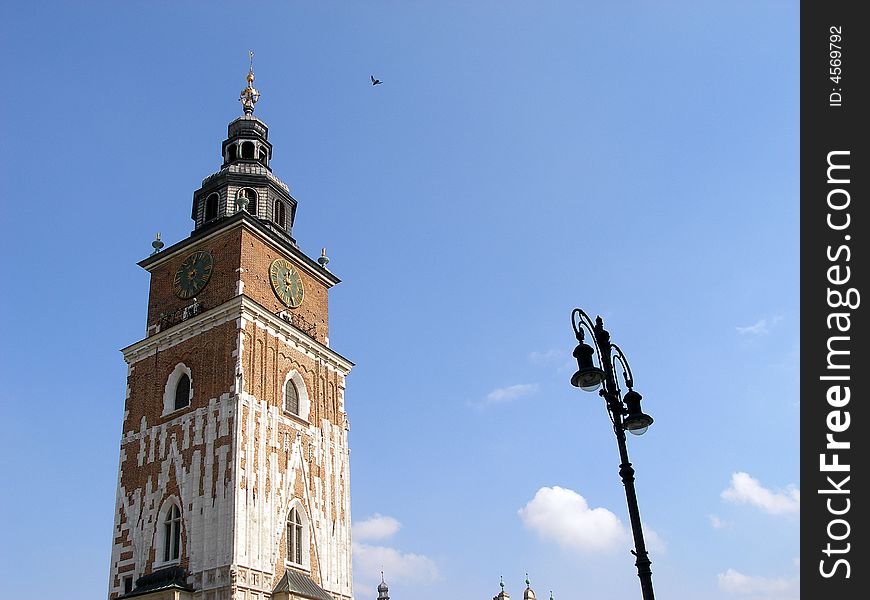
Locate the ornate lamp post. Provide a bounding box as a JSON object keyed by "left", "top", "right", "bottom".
{"left": 571, "top": 308, "right": 655, "bottom": 600}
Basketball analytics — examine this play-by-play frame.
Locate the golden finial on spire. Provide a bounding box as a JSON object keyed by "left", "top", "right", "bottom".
{"left": 240, "top": 50, "right": 260, "bottom": 114}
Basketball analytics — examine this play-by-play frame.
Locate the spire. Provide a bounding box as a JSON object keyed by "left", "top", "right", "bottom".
{"left": 240, "top": 51, "right": 260, "bottom": 114}
{"left": 191, "top": 58, "right": 300, "bottom": 240}
{"left": 523, "top": 574, "right": 537, "bottom": 600}
{"left": 377, "top": 571, "right": 389, "bottom": 600}
{"left": 493, "top": 575, "right": 510, "bottom": 600}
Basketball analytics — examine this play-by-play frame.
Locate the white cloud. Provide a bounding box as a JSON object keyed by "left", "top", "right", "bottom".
{"left": 736, "top": 319, "right": 769, "bottom": 335}
{"left": 528, "top": 348, "right": 576, "bottom": 373}
{"left": 351, "top": 514, "right": 438, "bottom": 594}
{"left": 353, "top": 514, "right": 401, "bottom": 542}
{"left": 642, "top": 524, "right": 667, "bottom": 555}
{"left": 736, "top": 315, "right": 784, "bottom": 336}
{"left": 518, "top": 486, "right": 628, "bottom": 553}
{"left": 709, "top": 514, "right": 726, "bottom": 529}
{"left": 528, "top": 349, "right": 562, "bottom": 364}
{"left": 717, "top": 568, "right": 799, "bottom": 600}
{"left": 721, "top": 472, "right": 800, "bottom": 515}
{"left": 477, "top": 383, "right": 538, "bottom": 407}
{"left": 354, "top": 582, "right": 375, "bottom": 600}
{"left": 353, "top": 542, "right": 439, "bottom": 585}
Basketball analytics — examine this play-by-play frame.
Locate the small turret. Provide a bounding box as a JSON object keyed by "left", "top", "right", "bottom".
{"left": 493, "top": 576, "right": 510, "bottom": 600}
{"left": 523, "top": 575, "right": 536, "bottom": 600}
{"left": 189, "top": 55, "right": 298, "bottom": 242}
{"left": 377, "top": 572, "right": 389, "bottom": 600}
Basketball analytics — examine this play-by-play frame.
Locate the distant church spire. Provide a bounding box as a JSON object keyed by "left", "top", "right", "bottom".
{"left": 493, "top": 576, "right": 510, "bottom": 600}
{"left": 523, "top": 574, "right": 537, "bottom": 600}
{"left": 240, "top": 51, "right": 260, "bottom": 114}
{"left": 377, "top": 571, "right": 390, "bottom": 600}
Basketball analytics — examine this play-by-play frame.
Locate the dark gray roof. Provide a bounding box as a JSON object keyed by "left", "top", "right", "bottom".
{"left": 118, "top": 566, "right": 194, "bottom": 598}
{"left": 273, "top": 569, "right": 334, "bottom": 600}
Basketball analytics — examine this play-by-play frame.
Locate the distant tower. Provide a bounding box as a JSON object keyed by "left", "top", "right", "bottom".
{"left": 106, "top": 61, "right": 354, "bottom": 600}
{"left": 377, "top": 572, "right": 390, "bottom": 600}
{"left": 493, "top": 577, "right": 510, "bottom": 600}
{"left": 523, "top": 575, "right": 536, "bottom": 600}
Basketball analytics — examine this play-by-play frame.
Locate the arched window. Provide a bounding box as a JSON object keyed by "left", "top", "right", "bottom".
{"left": 205, "top": 193, "right": 218, "bottom": 221}
{"left": 285, "top": 380, "right": 299, "bottom": 415}
{"left": 241, "top": 141, "right": 255, "bottom": 159}
{"left": 174, "top": 374, "right": 190, "bottom": 411}
{"left": 163, "top": 363, "right": 192, "bottom": 415}
{"left": 274, "top": 200, "right": 287, "bottom": 228}
{"left": 282, "top": 371, "right": 310, "bottom": 420}
{"left": 258, "top": 147, "right": 268, "bottom": 165}
{"left": 287, "top": 506, "right": 304, "bottom": 566}
{"left": 227, "top": 144, "right": 238, "bottom": 162}
{"left": 237, "top": 188, "right": 257, "bottom": 214}
{"left": 163, "top": 503, "right": 182, "bottom": 563}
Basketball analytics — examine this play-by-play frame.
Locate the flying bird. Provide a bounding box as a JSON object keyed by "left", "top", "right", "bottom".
{"left": 371, "top": 75, "right": 382, "bottom": 86}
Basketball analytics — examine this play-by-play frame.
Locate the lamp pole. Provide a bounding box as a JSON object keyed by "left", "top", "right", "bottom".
{"left": 571, "top": 308, "right": 655, "bottom": 600}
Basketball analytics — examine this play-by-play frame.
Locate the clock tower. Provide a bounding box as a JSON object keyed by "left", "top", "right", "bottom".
{"left": 106, "top": 65, "right": 354, "bottom": 600}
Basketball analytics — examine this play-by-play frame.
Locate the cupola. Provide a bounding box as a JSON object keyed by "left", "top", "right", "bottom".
{"left": 189, "top": 53, "right": 298, "bottom": 242}
{"left": 377, "top": 572, "right": 389, "bottom": 600}
{"left": 523, "top": 576, "right": 536, "bottom": 600}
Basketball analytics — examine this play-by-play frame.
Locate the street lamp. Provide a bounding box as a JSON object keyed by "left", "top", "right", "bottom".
{"left": 571, "top": 308, "right": 656, "bottom": 600}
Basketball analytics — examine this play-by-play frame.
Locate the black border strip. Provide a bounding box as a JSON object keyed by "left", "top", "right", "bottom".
{"left": 801, "top": 4, "right": 868, "bottom": 596}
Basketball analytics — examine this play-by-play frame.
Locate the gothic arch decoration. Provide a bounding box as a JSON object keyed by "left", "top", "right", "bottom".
{"left": 282, "top": 369, "right": 310, "bottom": 421}
{"left": 162, "top": 363, "right": 193, "bottom": 415}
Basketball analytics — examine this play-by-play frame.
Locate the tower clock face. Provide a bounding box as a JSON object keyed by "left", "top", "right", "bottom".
{"left": 269, "top": 258, "right": 305, "bottom": 308}
{"left": 173, "top": 250, "right": 214, "bottom": 299}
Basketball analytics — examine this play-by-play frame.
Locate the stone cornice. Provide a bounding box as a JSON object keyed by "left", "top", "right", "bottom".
{"left": 138, "top": 212, "right": 340, "bottom": 288}
{"left": 121, "top": 296, "right": 243, "bottom": 364}
{"left": 121, "top": 295, "right": 353, "bottom": 375}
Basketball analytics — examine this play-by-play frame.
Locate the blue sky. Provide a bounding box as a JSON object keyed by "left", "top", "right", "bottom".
{"left": 0, "top": 2, "right": 799, "bottom": 600}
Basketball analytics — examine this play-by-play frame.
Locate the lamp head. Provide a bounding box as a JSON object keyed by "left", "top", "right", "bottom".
{"left": 571, "top": 339, "right": 604, "bottom": 392}
{"left": 622, "top": 389, "right": 653, "bottom": 435}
